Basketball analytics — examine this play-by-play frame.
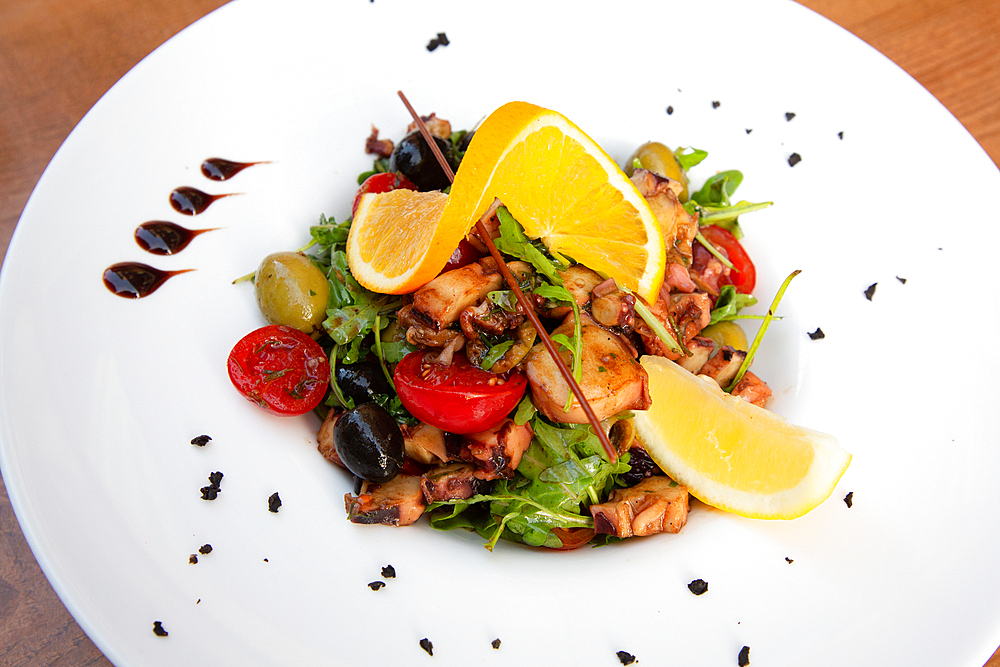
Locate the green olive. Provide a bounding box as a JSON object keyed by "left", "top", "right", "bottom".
{"left": 700, "top": 321, "right": 748, "bottom": 352}
{"left": 254, "top": 252, "right": 330, "bottom": 335}
{"left": 623, "top": 141, "right": 690, "bottom": 201}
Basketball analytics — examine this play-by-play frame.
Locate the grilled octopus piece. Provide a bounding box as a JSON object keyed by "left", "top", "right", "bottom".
{"left": 421, "top": 463, "right": 492, "bottom": 502}
{"left": 526, "top": 312, "right": 651, "bottom": 424}
{"left": 345, "top": 474, "right": 426, "bottom": 526}
{"left": 630, "top": 168, "right": 698, "bottom": 262}
{"left": 590, "top": 476, "right": 689, "bottom": 538}
{"left": 448, "top": 418, "right": 534, "bottom": 480}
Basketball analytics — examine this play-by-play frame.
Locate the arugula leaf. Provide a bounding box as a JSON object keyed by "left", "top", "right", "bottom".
{"left": 309, "top": 214, "right": 351, "bottom": 251}
{"left": 675, "top": 146, "right": 708, "bottom": 171}
{"left": 709, "top": 285, "right": 759, "bottom": 325}
{"left": 692, "top": 170, "right": 743, "bottom": 207}
{"left": 494, "top": 207, "right": 568, "bottom": 284}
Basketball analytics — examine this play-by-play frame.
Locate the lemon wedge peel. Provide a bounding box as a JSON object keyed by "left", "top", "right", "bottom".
{"left": 633, "top": 356, "right": 851, "bottom": 520}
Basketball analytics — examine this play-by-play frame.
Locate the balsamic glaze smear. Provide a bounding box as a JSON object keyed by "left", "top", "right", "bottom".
{"left": 169, "top": 187, "right": 231, "bottom": 215}
{"left": 135, "top": 221, "right": 213, "bottom": 255}
{"left": 201, "top": 158, "right": 262, "bottom": 181}
{"left": 102, "top": 262, "right": 193, "bottom": 298}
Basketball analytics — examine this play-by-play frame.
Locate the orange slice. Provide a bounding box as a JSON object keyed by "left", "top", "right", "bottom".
{"left": 346, "top": 190, "right": 449, "bottom": 294}
{"left": 347, "top": 102, "right": 666, "bottom": 301}
{"left": 632, "top": 356, "right": 851, "bottom": 519}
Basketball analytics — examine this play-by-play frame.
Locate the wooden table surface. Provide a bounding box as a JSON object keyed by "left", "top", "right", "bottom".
{"left": 1, "top": 0, "right": 998, "bottom": 665}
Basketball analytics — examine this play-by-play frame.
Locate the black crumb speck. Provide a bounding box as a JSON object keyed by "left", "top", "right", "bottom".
{"left": 426, "top": 32, "right": 449, "bottom": 51}
{"left": 200, "top": 471, "right": 223, "bottom": 500}
{"left": 844, "top": 491, "right": 854, "bottom": 508}
{"left": 617, "top": 650, "right": 637, "bottom": 665}
{"left": 788, "top": 152, "right": 802, "bottom": 167}
{"left": 864, "top": 283, "right": 877, "bottom": 301}
{"left": 382, "top": 565, "right": 396, "bottom": 579}
{"left": 739, "top": 645, "right": 751, "bottom": 666}
{"left": 666, "top": 105, "right": 674, "bottom": 115}
{"left": 368, "top": 581, "right": 385, "bottom": 591}
{"left": 188, "top": 554, "right": 198, "bottom": 564}
{"left": 199, "top": 544, "right": 212, "bottom": 555}
{"left": 153, "top": 621, "right": 168, "bottom": 637}
{"left": 190, "top": 435, "right": 211, "bottom": 447}
{"left": 786, "top": 557, "right": 794, "bottom": 564}
{"left": 688, "top": 579, "right": 709, "bottom": 595}
{"left": 419, "top": 638, "right": 434, "bottom": 656}
{"left": 896, "top": 276, "right": 907, "bottom": 284}
{"left": 712, "top": 100, "right": 721, "bottom": 109}
{"left": 838, "top": 131, "right": 844, "bottom": 140}
{"left": 808, "top": 327, "right": 825, "bottom": 340}
{"left": 492, "top": 638, "right": 502, "bottom": 650}
{"left": 785, "top": 112, "right": 796, "bottom": 121}
{"left": 268, "top": 492, "right": 282, "bottom": 513}
{"left": 745, "top": 128, "right": 753, "bottom": 134}
{"left": 263, "top": 558, "right": 269, "bottom": 562}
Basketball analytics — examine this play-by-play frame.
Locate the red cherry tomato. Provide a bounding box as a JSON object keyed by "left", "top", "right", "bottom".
{"left": 441, "top": 239, "right": 485, "bottom": 274}
{"left": 698, "top": 225, "right": 756, "bottom": 294}
{"left": 351, "top": 172, "right": 417, "bottom": 217}
{"left": 394, "top": 350, "right": 527, "bottom": 435}
{"left": 550, "top": 527, "right": 596, "bottom": 550}
{"left": 227, "top": 324, "right": 330, "bottom": 416}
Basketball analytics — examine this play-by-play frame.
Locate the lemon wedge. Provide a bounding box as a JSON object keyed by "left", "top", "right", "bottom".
{"left": 633, "top": 355, "right": 851, "bottom": 519}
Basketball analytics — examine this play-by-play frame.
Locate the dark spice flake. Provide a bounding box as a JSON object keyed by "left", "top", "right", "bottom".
{"left": 864, "top": 283, "right": 877, "bottom": 301}
{"left": 666, "top": 106, "right": 674, "bottom": 115}
{"left": 617, "top": 650, "right": 637, "bottom": 665}
{"left": 153, "top": 621, "right": 168, "bottom": 637}
{"left": 838, "top": 131, "right": 844, "bottom": 139}
{"left": 844, "top": 491, "right": 854, "bottom": 508}
{"left": 200, "top": 471, "right": 223, "bottom": 500}
{"left": 419, "top": 638, "right": 434, "bottom": 656}
{"left": 785, "top": 557, "right": 794, "bottom": 564}
{"left": 745, "top": 128, "right": 753, "bottom": 134}
{"left": 268, "top": 492, "right": 282, "bottom": 513}
{"left": 199, "top": 544, "right": 212, "bottom": 555}
{"left": 897, "top": 276, "right": 907, "bottom": 284}
{"left": 492, "top": 638, "right": 502, "bottom": 650}
{"left": 788, "top": 152, "right": 802, "bottom": 167}
{"left": 739, "top": 645, "right": 751, "bottom": 666}
{"left": 808, "top": 328, "right": 825, "bottom": 340}
{"left": 188, "top": 554, "right": 198, "bottom": 564}
{"left": 368, "top": 581, "right": 385, "bottom": 591}
{"left": 382, "top": 564, "right": 396, "bottom": 579}
{"left": 688, "top": 578, "right": 708, "bottom": 595}
{"left": 426, "top": 32, "right": 449, "bottom": 51}
{"left": 712, "top": 100, "right": 721, "bottom": 109}
{"left": 785, "top": 112, "right": 796, "bottom": 121}
{"left": 190, "top": 435, "right": 211, "bottom": 446}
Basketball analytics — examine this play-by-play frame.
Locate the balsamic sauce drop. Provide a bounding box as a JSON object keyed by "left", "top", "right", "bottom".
{"left": 103, "top": 262, "right": 193, "bottom": 298}
{"left": 169, "top": 187, "right": 234, "bottom": 215}
{"left": 201, "top": 158, "right": 265, "bottom": 181}
{"left": 135, "top": 221, "right": 215, "bottom": 255}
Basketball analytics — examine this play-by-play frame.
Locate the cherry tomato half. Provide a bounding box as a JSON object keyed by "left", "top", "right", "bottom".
{"left": 697, "top": 225, "right": 757, "bottom": 294}
{"left": 351, "top": 172, "right": 417, "bottom": 217}
{"left": 393, "top": 350, "right": 527, "bottom": 435}
{"left": 227, "top": 324, "right": 330, "bottom": 416}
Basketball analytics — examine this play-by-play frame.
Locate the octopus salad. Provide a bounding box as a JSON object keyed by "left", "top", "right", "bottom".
{"left": 227, "top": 112, "right": 777, "bottom": 550}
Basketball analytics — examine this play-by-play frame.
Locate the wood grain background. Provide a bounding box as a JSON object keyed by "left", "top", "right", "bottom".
{"left": 1, "top": 0, "right": 998, "bottom": 664}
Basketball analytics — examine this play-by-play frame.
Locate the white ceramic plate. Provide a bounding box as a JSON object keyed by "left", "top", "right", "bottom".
{"left": 3, "top": 0, "right": 999, "bottom": 665}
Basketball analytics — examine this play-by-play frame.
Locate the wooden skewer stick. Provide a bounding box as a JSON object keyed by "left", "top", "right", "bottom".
{"left": 397, "top": 91, "right": 617, "bottom": 461}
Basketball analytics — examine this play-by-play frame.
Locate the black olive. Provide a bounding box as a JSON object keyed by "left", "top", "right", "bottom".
{"left": 335, "top": 360, "right": 391, "bottom": 406}
{"left": 620, "top": 446, "right": 661, "bottom": 487}
{"left": 333, "top": 403, "right": 404, "bottom": 483}
{"left": 388, "top": 131, "right": 459, "bottom": 191}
